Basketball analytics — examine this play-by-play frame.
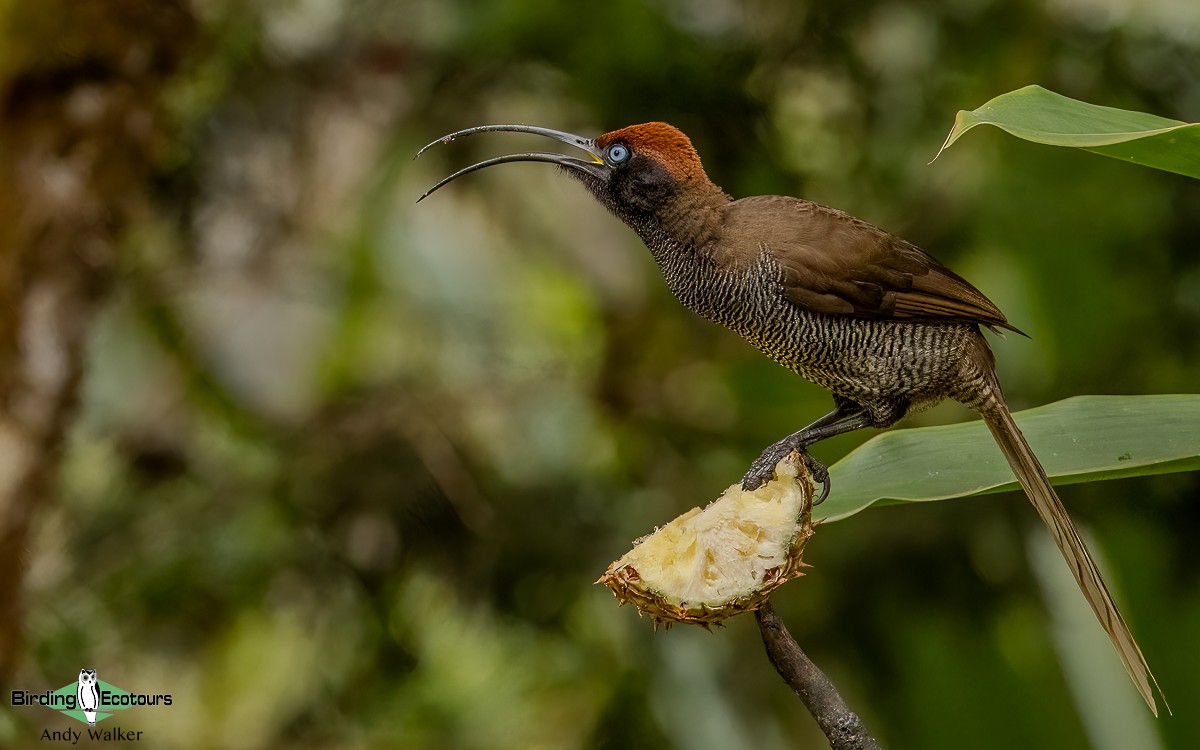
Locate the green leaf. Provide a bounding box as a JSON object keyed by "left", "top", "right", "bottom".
{"left": 818, "top": 395, "right": 1200, "bottom": 522}
{"left": 934, "top": 85, "right": 1200, "bottom": 179}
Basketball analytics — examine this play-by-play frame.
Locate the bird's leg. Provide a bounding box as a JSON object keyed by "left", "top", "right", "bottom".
{"left": 741, "top": 404, "right": 855, "bottom": 493}
{"left": 741, "top": 403, "right": 873, "bottom": 503}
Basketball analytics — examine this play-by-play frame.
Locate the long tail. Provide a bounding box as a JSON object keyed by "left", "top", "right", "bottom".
{"left": 983, "top": 399, "right": 1164, "bottom": 715}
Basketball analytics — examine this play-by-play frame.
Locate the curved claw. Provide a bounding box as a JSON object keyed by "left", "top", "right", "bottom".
{"left": 803, "top": 453, "right": 831, "bottom": 506}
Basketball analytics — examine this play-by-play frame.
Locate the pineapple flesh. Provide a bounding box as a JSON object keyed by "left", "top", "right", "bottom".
{"left": 598, "top": 454, "right": 815, "bottom": 626}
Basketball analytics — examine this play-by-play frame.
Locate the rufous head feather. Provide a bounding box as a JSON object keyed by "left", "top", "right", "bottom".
{"left": 596, "top": 123, "right": 706, "bottom": 181}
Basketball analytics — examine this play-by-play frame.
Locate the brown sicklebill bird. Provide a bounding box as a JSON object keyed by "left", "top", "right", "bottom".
{"left": 416, "top": 122, "right": 1164, "bottom": 714}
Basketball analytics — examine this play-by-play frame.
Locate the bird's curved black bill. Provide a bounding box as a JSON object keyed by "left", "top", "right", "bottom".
{"left": 415, "top": 124, "right": 607, "bottom": 202}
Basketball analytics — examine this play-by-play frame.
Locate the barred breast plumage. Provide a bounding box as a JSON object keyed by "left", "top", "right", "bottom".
{"left": 646, "top": 232, "right": 984, "bottom": 426}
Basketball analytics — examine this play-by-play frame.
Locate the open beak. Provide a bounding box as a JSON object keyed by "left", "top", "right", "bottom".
{"left": 415, "top": 124, "right": 607, "bottom": 202}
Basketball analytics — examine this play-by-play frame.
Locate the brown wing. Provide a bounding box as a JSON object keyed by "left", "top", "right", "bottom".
{"left": 721, "top": 195, "right": 1022, "bottom": 334}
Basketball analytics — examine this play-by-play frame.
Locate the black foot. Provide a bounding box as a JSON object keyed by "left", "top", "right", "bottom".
{"left": 741, "top": 441, "right": 793, "bottom": 491}
{"left": 741, "top": 444, "right": 832, "bottom": 505}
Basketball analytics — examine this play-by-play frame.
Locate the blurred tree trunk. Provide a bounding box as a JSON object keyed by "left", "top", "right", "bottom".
{"left": 0, "top": 0, "right": 194, "bottom": 678}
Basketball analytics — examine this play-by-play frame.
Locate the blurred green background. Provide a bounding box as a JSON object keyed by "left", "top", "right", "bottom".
{"left": 2, "top": 0, "right": 1198, "bottom": 748}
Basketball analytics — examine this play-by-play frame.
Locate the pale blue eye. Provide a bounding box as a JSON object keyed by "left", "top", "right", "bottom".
{"left": 607, "top": 144, "right": 630, "bottom": 163}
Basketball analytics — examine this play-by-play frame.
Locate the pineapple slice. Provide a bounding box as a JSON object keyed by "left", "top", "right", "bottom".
{"left": 598, "top": 454, "right": 815, "bottom": 627}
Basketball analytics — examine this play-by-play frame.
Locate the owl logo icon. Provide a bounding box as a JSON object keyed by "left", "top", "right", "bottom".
{"left": 77, "top": 669, "right": 99, "bottom": 726}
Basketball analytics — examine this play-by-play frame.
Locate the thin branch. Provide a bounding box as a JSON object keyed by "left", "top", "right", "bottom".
{"left": 755, "top": 601, "right": 883, "bottom": 750}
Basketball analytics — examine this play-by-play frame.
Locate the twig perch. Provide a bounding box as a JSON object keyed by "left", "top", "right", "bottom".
{"left": 756, "top": 601, "right": 883, "bottom": 750}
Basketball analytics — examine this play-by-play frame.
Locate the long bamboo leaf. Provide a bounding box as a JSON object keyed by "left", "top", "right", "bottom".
{"left": 819, "top": 394, "right": 1200, "bottom": 522}
{"left": 934, "top": 85, "right": 1200, "bottom": 179}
